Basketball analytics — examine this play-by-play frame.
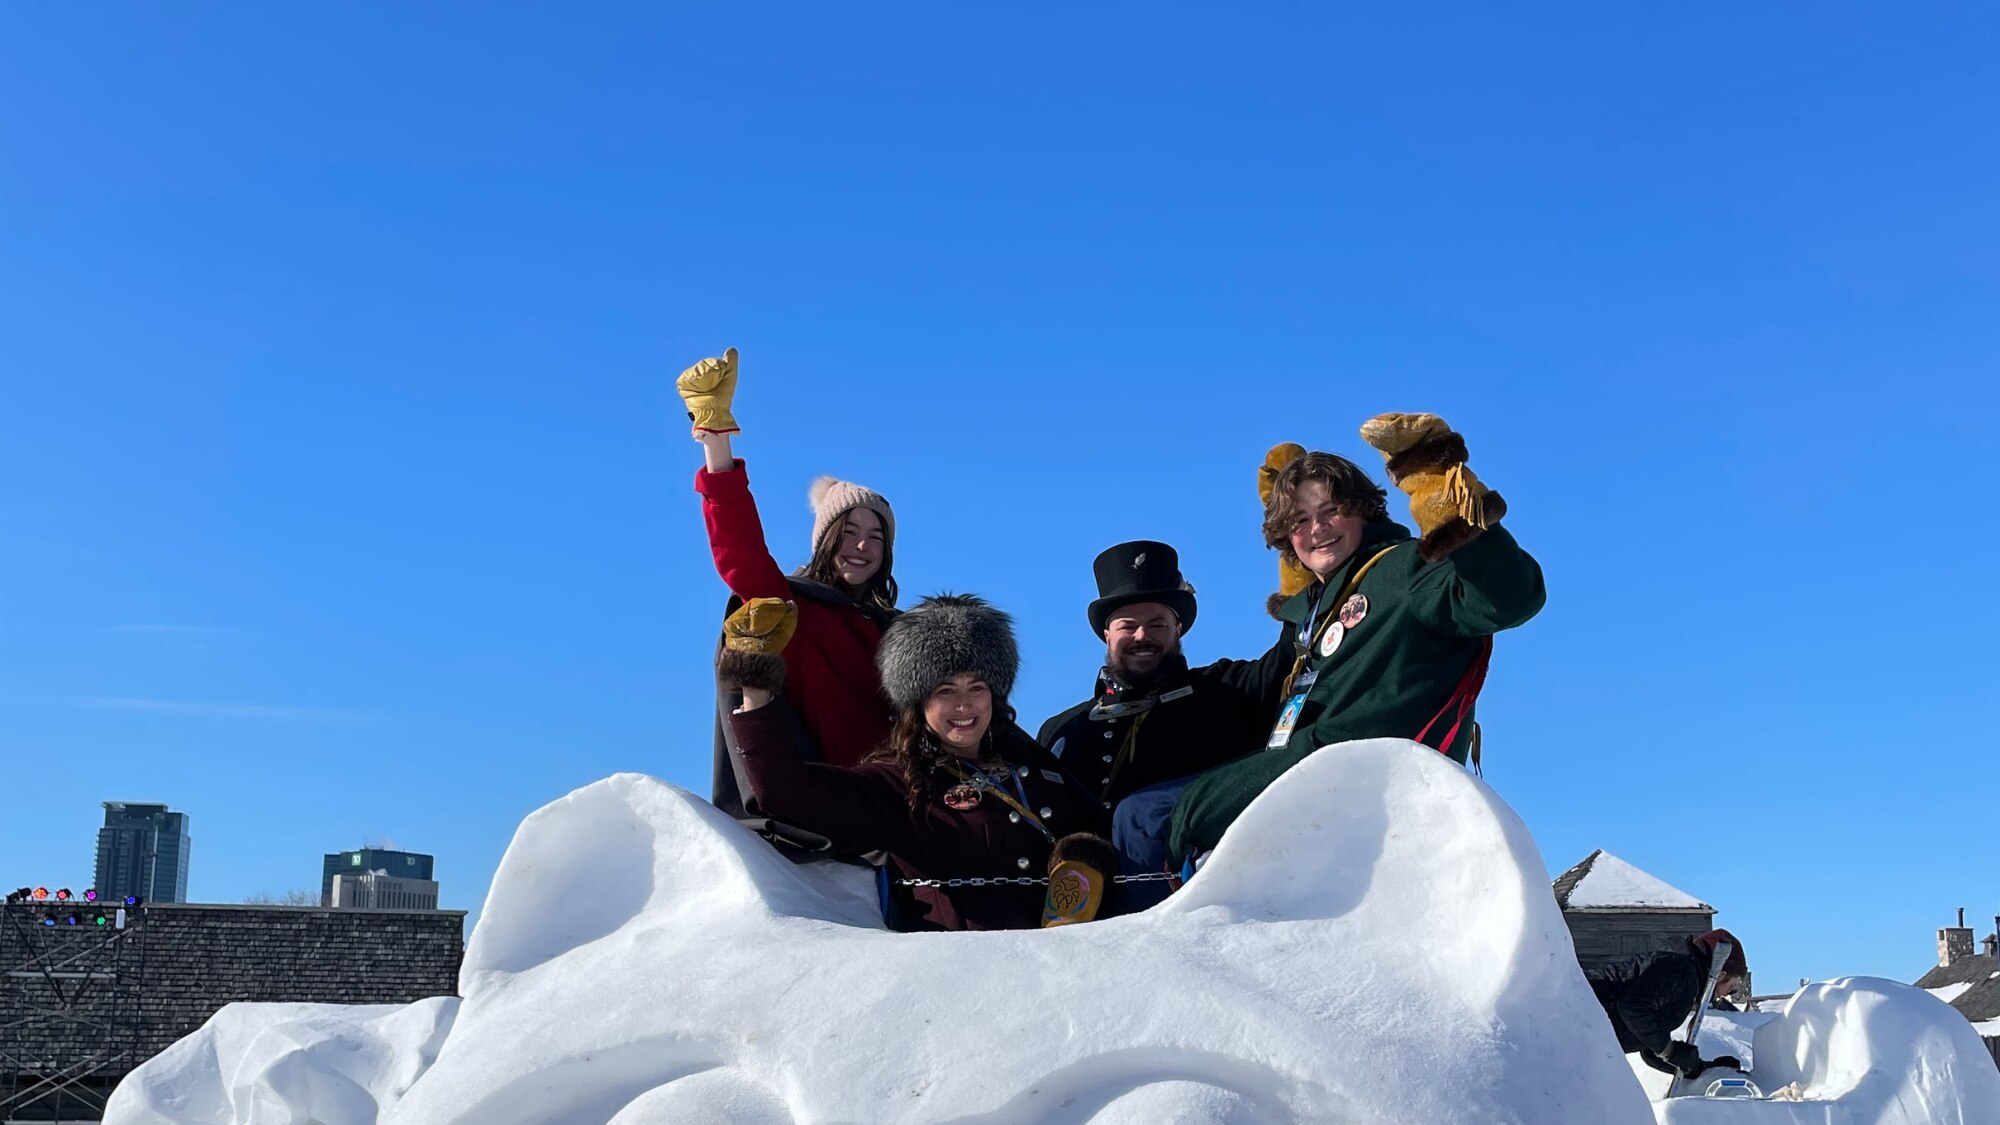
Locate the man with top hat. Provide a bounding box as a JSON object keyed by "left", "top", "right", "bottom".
{"left": 1035, "top": 541, "right": 1291, "bottom": 892}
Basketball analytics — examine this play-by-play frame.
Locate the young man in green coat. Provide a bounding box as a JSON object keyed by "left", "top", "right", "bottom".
{"left": 1166, "top": 414, "right": 1545, "bottom": 861}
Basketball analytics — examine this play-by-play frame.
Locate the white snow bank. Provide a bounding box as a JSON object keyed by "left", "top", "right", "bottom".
{"left": 1567, "top": 852, "right": 1707, "bottom": 910}
{"left": 392, "top": 738, "right": 1649, "bottom": 1124}
{"left": 103, "top": 998, "right": 455, "bottom": 1125}
{"left": 108, "top": 739, "right": 1650, "bottom": 1124}
{"left": 1651, "top": 978, "right": 2000, "bottom": 1125}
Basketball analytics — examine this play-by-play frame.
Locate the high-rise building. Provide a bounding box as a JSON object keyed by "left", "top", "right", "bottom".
{"left": 94, "top": 802, "right": 192, "bottom": 903}
{"left": 328, "top": 871, "right": 440, "bottom": 910}
{"left": 321, "top": 848, "right": 434, "bottom": 906}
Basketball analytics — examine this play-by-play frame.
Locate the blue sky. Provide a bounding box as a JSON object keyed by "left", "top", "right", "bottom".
{"left": 3, "top": 4, "right": 1994, "bottom": 991}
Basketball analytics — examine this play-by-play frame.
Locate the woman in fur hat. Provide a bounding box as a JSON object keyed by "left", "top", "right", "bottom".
{"left": 719, "top": 594, "right": 1114, "bottom": 931}
{"left": 678, "top": 347, "right": 897, "bottom": 767}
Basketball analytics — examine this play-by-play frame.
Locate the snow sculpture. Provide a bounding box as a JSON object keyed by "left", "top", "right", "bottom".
{"left": 104, "top": 999, "right": 455, "bottom": 1125}
{"left": 110, "top": 739, "right": 1653, "bottom": 1123}
{"left": 1653, "top": 978, "right": 2000, "bottom": 1124}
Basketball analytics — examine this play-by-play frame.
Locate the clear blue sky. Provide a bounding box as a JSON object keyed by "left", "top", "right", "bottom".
{"left": 4, "top": 4, "right": 1994, "bottom": 992}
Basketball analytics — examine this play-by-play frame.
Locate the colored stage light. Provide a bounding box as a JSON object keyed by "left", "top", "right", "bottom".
{"left": 41, "top": 918, "right": 54, "bottom": 927}
{"left": 84, "top": 889, "right": 98, "bottom": 902}
{"left": 125, "top": 896, "right": 142, "bottom": 907}
{"left": 33, "top": 887, "right": 49, "bottom": 901}
{"left": 65, "top": 915, "right": 78, "bottom": 926}
{"left": 56, "top": 888, "right": 72, "bottom": 902}
{"left": 94, "top": 915, "right": 108, "bottom": 926}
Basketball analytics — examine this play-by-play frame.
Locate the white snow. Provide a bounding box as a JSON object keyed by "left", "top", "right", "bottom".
{"left": 103, "top": 998, "right": 455, "bottom": 1125}
{"left": 1566, "top": 851, "right": 1709, "bottom": 910}
{"left": 101, "top": 739, "right": 2000, "bottom": 1125}
{"left": 1646, "top": 979, "right": 2000, "bottom": 1124}
{"left": 1926, "top": 981, "right": 1975, "bottom": 1005}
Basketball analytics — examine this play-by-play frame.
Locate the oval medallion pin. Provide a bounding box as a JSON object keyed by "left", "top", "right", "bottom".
{"left": 1339, "top": 594, "right": 1369, "bottom": 630}
{"left": 1318, "top": 621, "right": 1345, "bottom": 658}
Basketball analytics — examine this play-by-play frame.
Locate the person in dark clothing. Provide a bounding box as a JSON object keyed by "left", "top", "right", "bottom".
{"left": 1036, "top": 541, "right": 1290, "bottom": 895}
{"left": 1586, "top": 930, "right": 1749, "bottom": 1078}
{"left": 720, "top": 593, "right": 1110, "bottom": 931}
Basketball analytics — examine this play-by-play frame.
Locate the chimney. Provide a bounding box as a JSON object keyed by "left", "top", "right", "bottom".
{"left": 1940, "top": 908, "right": 1975, "bottom": 967}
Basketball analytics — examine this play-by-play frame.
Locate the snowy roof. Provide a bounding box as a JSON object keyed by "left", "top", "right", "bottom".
{"left": 1916, "top": 951, "right": 2000, "bottom": 1022}
{"left": 1552, "top": 850, "right": 1711, "bottom": 912}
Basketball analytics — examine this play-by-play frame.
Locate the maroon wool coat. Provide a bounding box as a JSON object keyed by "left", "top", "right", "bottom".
{"left": 697, "top": 459, "right": 892, "bottom": 767}
{"left": 730, "top": 703, "right": 1109, "bottom": 931}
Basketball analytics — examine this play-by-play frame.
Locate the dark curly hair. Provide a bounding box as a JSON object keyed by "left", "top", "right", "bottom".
{"left": 866, "top": 695, "right": 1017, "bottom": 812}
{"left": 1261, "top": 451, "right": 1389, "bottom": 569}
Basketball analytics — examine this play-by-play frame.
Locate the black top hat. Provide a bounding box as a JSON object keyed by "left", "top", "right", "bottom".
{"left": 1087, "top": 540, "right": 1198, "bottom": 636}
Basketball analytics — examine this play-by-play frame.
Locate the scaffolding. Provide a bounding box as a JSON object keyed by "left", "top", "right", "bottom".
{"left": 0, "top": 900, "right": 144, "bottom": 1124}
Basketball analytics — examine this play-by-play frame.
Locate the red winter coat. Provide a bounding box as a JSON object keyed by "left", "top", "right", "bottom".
{"left": 730, "top": 703, "right": 1108, "bottom": 931}
{"left": 696, "top": 460, "right": 892, "bottom": 767}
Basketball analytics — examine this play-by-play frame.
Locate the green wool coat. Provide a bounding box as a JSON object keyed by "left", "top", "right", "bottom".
{"left": 1166, "top": 519, "right": 1546, "bottom": 858}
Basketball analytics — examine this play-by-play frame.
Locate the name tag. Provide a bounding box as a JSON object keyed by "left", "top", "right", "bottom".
{"left": 1267, "top": 694, "right": 1307, "bottom": 749}
{"left": 1160, "top": 686, "right": 1194, "bottom": 703}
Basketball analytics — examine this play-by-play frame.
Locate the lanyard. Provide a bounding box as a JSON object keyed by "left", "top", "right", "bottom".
{"left": 1290, "top": 545, "right": 1399, "bottom": 677}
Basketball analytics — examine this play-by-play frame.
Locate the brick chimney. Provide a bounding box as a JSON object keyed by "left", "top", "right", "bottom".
{"left": 1940, "top": 907, "right": 1975, "bottom": 967}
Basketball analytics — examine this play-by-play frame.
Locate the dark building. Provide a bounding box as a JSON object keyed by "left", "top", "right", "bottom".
{"left": 321, "top": 848, "right": 434, "bottom": 906}
{"left": 95, "top": 802, "right": 191, "bottom": 904}
{"left": 0, "top": 901, "right": 464, "bottom": 1120}
{"left": 1553, "top": 849, "right": 1717, "bottom": 962}
{"left": 1914, "top": 912, "right": 2000, "bottom": 1029}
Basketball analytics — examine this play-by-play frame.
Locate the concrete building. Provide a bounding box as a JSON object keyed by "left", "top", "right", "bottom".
{"left": 94, "top": 802, "right": 191, "bottom": 904}
{"left": 329, "top": 871, "right": 440, "bottom": 911}
{"left": 321, "top": 848, "right": 434, "bottom": 906}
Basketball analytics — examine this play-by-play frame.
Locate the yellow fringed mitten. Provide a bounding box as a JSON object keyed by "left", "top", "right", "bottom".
{"left": 1358, "top": 412, "right": 1507, "bottom": 562}
{"left": 1259, "top": 442, "right": 1313, "bottom": 616}
{"left": 676, "top": 347, "right": 742, "bottom": 435}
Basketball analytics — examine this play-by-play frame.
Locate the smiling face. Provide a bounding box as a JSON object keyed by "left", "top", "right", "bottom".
{"left": 1286, "top": 480, "right": 1370, "bottom": 580}
{"left": 832, "top": 508, "right": 886, "bottom": 587}
{"left": 1103, "top": 601, "right": 1183, "bottom": 685}
{"left": 922, "top": 673, "right": 993, "bottom": 756}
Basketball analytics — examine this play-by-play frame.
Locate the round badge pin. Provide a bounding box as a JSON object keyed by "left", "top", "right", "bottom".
{"left": 1318, "top": 621, "right": 1345, "bottom": 658}
{"left": 942, "top": 784, "right": 982, "bottom": 811}
{"left": 1339, "top": 594, "right": 1369, "bottom": 630}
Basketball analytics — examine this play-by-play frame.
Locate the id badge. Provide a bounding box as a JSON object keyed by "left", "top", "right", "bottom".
{"left": 1267, "top": 693, "right": 1306, "bottom": 749}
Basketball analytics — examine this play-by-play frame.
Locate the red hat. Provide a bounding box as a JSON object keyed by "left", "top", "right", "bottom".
{"left": 1694, "top": 929, "right": 1748, "bottom": 976}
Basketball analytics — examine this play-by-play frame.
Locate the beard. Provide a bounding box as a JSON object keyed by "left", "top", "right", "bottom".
{"left": 1105, "top": 640, "right": 1178, "bottom": 690}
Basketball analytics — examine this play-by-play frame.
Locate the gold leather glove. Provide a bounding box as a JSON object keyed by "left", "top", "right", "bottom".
{"left": 1259, "top": 442, "right": 1314, "bottom": 615}
{"left": 1358, "top": 412, "right": 1506, "bottom": 562}
{"left": 676, "top": 347, "right": 741, "bottom": 435}
{"left": 723, "top": 597, "right": 798, "bottom": 655}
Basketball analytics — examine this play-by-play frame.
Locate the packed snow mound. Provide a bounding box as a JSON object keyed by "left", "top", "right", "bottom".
{"left": 103, "top": 998, "right": 455, "bottom": 1125}
{"left": 413, "top": 738, "right": 1651, "bottom": 1124}
{"left": 107, "top": 738, "right": 1653, "bottom": 1123}
{"left": 1652, "top": 978, "right": 2000, "bottom": 1125}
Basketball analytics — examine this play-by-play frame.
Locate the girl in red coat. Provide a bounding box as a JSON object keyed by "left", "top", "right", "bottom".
{"left": 678, "top": 347, "right": 897, "bottom": 768}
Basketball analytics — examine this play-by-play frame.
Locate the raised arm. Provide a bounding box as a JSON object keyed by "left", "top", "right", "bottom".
{"left": 720, "top": 599, "right": 913, "bottom": 852}
{"left": 679, "top": 349, "right": 792, "bottom": 600}
{"left": 1356, "top": 411, "right": 1545, "bottom": 638}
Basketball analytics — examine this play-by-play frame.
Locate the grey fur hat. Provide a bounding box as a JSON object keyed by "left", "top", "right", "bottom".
{"left": 875, "top": 594, "right": 1019, "bottom": 712}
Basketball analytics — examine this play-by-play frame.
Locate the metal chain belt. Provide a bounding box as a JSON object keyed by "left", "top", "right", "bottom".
{"left": 894, "top": 871, "right": 1178, "bottom": 889}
